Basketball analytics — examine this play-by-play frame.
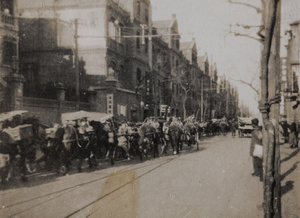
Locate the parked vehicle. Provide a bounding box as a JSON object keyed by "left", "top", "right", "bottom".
{"left": 238, "top": 117, "right": 253, "bottom": 138}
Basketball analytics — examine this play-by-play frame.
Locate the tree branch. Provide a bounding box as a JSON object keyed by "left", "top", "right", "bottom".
{"left": 228, "top": 0, "right": 262, "bottom": 14}
{"left": 236, "top": 79, "right": 260, "bottom": 96}
{"left": 231, "top": 31, "right": 264, "bottom": 43}
{"left": 236, "top": 23, "right": 263, "bottom": 29}
{"left": 134, "top": 72, "right": 149, "bottom": 95}
{"left": 257, "top": 25, "right": 265, "bottom": 40}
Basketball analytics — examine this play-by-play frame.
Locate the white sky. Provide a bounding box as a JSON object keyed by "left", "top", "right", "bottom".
{"left": 151, "top": 0, "right": 300, "bottom": 117}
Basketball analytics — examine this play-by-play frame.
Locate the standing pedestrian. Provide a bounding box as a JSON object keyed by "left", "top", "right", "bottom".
{"left": 288, "top": 122, "right": 298, "bottom": 148}
{"left": 279, "top": 119, "right": 289, "bottom": 143}
{"left": 220, "top": 116, "right": 227, "bottom": 136}
{"left": 249, "top": 118, "right": 263, "bottom": 181}
{"left": 231, "top": 119, "right": 237, "bottom": 137}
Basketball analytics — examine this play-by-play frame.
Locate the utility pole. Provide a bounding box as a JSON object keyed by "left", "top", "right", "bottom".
{"left": 226, "top": 84, "right": 229, "bottom": 118}
{"left": 260, "top": 0, "right": 282, "bottom": 217}
{"left": 201, "top": 78, "right": 204, "bottom": 122}
{"left": 74, "top": 19, "right": 80, "bottom": 103}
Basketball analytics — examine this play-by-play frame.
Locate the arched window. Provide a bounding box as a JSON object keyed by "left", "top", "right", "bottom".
{"left": 2, "top": 40, "right": 16, "bottom": 65}
{"left": 145, "top": 9, "right": 148, "bottom": 23}
{"left": 108, "top": 61, "right": 117, "bottom": 79}
{"left": 108, "top": 17, "right": 116, "bottom": 40}
{"left": 136, "top": 31, "right": 140, "bottom": 49}
{"left": 145, "top": 37, "right": 148, "bottom": 54}
{"left": 136, "top": 1, "right": 141, "bottom": 17}
{"left": 119, "top": 64, "right": 125, "bottom": 81}
{"left": 108, "top": 17, "right": 122, "bottom": 43}
{"left": 136, "top": 68, "right": 142, "bottom": 83}
{"left": 118, "top": 23, "right": 124, "bottom": 44}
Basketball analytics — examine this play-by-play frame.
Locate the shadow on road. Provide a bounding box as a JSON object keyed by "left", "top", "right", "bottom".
{"left": 0, "top": 171, "right": 59, "bottom": 191}
{"left": 0, "top": 144, "right": 206, "bottom": 191}
{"left": 281, "top": 161, "right": 299, "bottom": 181}
{"left": 281, "top": 180, "right": 294, "bottom": 196}
{"left": 281, "top": 148, "right": 300, "bottom": 163}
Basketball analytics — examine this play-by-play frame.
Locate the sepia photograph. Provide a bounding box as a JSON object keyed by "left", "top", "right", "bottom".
{"left": 0, "top": 0, "right": 299, "bottom": 217}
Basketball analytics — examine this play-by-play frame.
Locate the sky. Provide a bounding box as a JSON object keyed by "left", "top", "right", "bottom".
{"left": 151, "top": 0, "right": 300, "bottom": 117}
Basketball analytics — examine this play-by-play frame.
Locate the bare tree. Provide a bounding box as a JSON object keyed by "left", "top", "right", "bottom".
{"left": 171, "top": 62, "right": 197, "bottom": 119}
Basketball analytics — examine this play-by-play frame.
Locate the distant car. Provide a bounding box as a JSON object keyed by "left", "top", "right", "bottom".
{"left": 238, "top": 117, "right": 253, "bottom": 138}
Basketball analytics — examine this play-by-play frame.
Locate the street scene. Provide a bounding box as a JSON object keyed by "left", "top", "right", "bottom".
{"left": 0, "top": 135, "right": 299, "bottom": 218}
{"left": 0, "top": 0, "right": 300, "bottom": 217}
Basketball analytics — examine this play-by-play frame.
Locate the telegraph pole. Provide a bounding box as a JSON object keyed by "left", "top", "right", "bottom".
{"left": 260, "top": 0, "right": 282, "bottom": 217}
{"left": 74, "top": 19, "right": 80, "bottom": 102}
{"left": 201, "top": 79, "right": 204, "bottom": 122}
{"left": 226, "top": 83, "right": 229, "bottom": 118}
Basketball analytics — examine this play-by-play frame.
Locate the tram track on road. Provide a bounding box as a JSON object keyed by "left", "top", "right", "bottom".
{"left": 65, "top": 156, "right": 177, "bottom": 218}
{"left": 3, "top": 156, "right": 177, "bottom": 218}
{"left": 3, "top": 136, "right": 219, "bottom": 218}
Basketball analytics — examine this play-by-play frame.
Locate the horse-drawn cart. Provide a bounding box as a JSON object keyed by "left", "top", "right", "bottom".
{"left": 0, "top": 110, "right": 41, "bottom": 182}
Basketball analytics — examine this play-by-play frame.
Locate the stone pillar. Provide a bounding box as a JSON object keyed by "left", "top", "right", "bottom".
{"left": 4, "top": 73, "right": 25, "bottom": 111}
{"left": 87, "top": 90, "right": 96, "bottom": 111}
{"left": 56, "top": 84, "right": 67, "bottom": 101}
{"left": 56, "top": 84, "right": 67, "bottom": 115}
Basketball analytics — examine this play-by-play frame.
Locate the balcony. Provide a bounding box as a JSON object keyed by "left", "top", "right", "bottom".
{"left": 1, "top": 12, "right": 15, "bottom": 26}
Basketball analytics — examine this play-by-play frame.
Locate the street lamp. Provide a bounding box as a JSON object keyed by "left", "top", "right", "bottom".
{"left": 140, "top": 101, "right": 145, "bottom": 121}
{"left": 140, "top": 101, "right": 144, "bottom": 108}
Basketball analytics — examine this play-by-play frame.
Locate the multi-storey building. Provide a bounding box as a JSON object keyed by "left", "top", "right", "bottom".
{"left": 15, "top": 0, "right": 236, "bottom": 123}
{"left": 18, "top": 0, "right": 149, "bottom": 122}
{"left": 180, "top": 38, "right": 202, "bottom": 118}
{"left": 151, "top": 27, "right": 171, "bottom": 116}
{"left": 285, "top": 20, "right": 300, "bottom": 123}
{"left": 153, "top": 14, "right": 188, "bottom": 117}
{"left": 115, "top": 0, "right": 152, "bottom": 120}
{"left": 209, "top": 62, "right": 218, "bottom": 119}
{"left": 0, "top": 0, "right": 19, "bottom": 112}
{"left": 18, "top": 18, "right": 80, "bottom": 100}
{"left": 198, "top": 54, "right": 212, "bottom": 121}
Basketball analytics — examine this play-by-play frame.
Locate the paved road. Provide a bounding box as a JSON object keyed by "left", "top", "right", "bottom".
{"left": 0, "top": 135, "right": 273, "bottom": 218}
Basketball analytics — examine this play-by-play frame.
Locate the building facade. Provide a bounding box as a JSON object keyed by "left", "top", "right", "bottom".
{"left": 11, "top": 0, "right": 239, "bottom": 123}
{"left": 0, "top": 0, "right": 20, "bottom": 112}
{"left": 18, "top": 0, "right": 146, "bottom": 122}
{"left": 285, "top": 20, "right": 300, "bottom": 123}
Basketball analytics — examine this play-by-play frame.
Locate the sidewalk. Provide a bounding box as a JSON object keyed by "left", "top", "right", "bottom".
{"left": 280, "top": 143, "right": 300, "bottom": 218}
